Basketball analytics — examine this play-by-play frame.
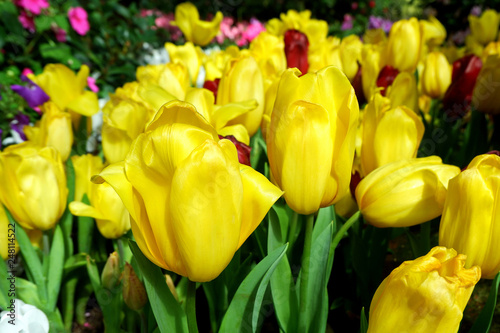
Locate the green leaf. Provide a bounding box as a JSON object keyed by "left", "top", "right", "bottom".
{"left": 53, "top": 14, "right": 70, "bottom": 31}
{"left": 469, "top": 272, "right": 500, "bottom": 333}
{"left": 16, "top": 278, "right": 42, "bottom": 309}
{"left": 40, "top": 43, "right": 72, "bottom": 62}
{"left": 5, "top": 208, "right": 48, "bottom": 305}
{"left": 129, "top": 241, "right": 188, "bottom": 333}
{"left": 34, "top": 15, "right": 52, "bottom": 32}
{"left": 0, "top": 260, "right": 10, "bottom": 309}
{"left": 64, "top": 254, "right": 88, "bottom": 276}
{"left": 268, "top": 206, "right": 298, "bottom": 333}
{"left": 61, "top": 157, "right": 75, "bottom": 257}
{"left": 360, "top": 307, "right": 368, "bottom": 333}
{"left": 219, "top": 243, "right": 288, "bottom": 333}
{"left": 47, "top": 225, "right": 65, "bottom": 311}
{"left": 78, "top": 194, "right": 94, "bottom": 254}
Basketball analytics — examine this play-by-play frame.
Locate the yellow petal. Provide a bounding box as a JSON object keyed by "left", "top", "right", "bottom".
{"left": 67, "top": 90, "right": 99, "bottom": 117}
{"left": 218, "top": 124, "right": 250, "bottom": 145}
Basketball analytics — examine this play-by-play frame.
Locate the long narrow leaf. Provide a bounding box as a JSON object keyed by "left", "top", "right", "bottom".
{"left": 469, "top": 272, "right": 500, "bottom": 333}
{"left": 47, "top": 225, "right": 65, "bottom": 311}
{"left": 129, "top": 240, "right": 188, "bottom": 333}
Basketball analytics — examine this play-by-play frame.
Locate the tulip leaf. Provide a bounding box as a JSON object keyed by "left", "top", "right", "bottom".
{"left": 360, "top": 307, "right": 368, "bottom": 333}
{"left": 5, "top": 208, "right": 48, "bottom": 306}
{"left": 129, "top": 240, "right": 188, "bottom": 333}
{"left": 219, "top": 243, "right": 288, "bottom": 333}
{"left": 47, "top": 225, "right": 65, "bottom": 311}
{"left": 0, "top": 260, "right": 10, "bottom": 309}
{"left": 469, "top": 272, "right": 500, "bottom": 333}
{"left": 60, "top": 157, "right": 75, "bottom": 258}
{"left": 268, "top": 206, "right": 298, "bottom": 333}
{"left": 78, "top": 194, "right": 95, "bottom": 254}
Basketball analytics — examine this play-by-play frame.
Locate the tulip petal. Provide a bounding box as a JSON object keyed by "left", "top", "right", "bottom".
{"left": 137, "top": 83, "right": 177, "bottom": 112}
{"left": 67, "top": 90, "right": 99, "bottom": 116}
{"left": 69, "top": 201, "right": 104, "bottom": 220}
{"left": 218, "top": 124, "right": 250, "bottom": 145}
{"left": 237, "top": 164, "right": 283, "bottom": 248}
{"left": 213, "top": 100, "right": 258, "bottom": 130}
{"left": 170, "top": 139, "right": 243, "bottom": 282}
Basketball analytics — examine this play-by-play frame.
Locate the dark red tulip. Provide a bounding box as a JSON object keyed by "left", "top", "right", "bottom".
{"left": 218, "top": 135, "right": 252, "bottom": 166}
{"left": 349, "top": 170, "right": 362, "bottom": 198}
{"left": 203, "top": 78, "right": 220, "bottom": 103}
{"left": 376, "top": 65, "right": 399, "bottom": 96}
{"left": 442, "top": 55, "right": 483, "bottom": 120}
{"left": 284, "top": 29, "right": 309, "bottom": 74}
{"left": 352, "top": 67, "right": 366, "bottom": 105}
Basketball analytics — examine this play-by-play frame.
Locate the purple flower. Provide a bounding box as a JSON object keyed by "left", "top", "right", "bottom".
{"left": 11, "top": 75, "right": 50, "bottom": 109}
{"left": 10, "top": 114, "right": 31, "bottom": 141}
{"left": 368, "top": 16, "right": 392, "bottom": 33}
{"left": 341, "top": 14, "right": 354, "bottom": 31}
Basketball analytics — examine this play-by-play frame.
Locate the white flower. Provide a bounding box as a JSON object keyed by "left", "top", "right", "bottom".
{"left": 0, "top": 299, "right": 49, "bottom": 333}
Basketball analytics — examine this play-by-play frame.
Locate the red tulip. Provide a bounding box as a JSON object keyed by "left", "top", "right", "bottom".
{"left": 203, "top": 78, "right": 220, "bottom": 103}
{"left": 284, "top": 29, "right": 309, "bottom": 74}
{"left": 218, "top": 135, "right": 251, "bottom": 166}
{"left": 442, "top": 55, "right": 482, "bottom": 120}
{"left": 376, "top": 65, "right": 399, "bottom": 96}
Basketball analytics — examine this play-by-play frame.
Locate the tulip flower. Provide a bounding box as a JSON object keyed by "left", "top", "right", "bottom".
{"left": 472, "top": 55, "right": 500, "bottom": 114}
{"left": 94, "top": 101, "right": 282, "bottom": 282}
{"left": 421, "top": 51, "right": 452, "bottom": 99}
{"left": 439, "top": 154, "right": 500, "bottom": 279}
{"left": 164, "top": 42, "right": 203, "bottom": 86}
{"left": 360, "top": 43, "right": 385, "bottom": 101}
{"left": 339, "top": 35, "right": 363, "bottom": 81}
{"left": 360, "top": 95, "right": 424, "bottom": 176}
{"left": 0, "top": 143, "right": 67, "bottom": 231}
{"left": 284, "top": 29, "right": 309, "bottom": 74}
{"left": 469, "top": 9, "right": 500, "bottom": 46}
{"left": 218, "top": 135, "right": 251, "bottom": 166}
{"left": 442, "top": 54, "right": 483, "bottom": 119}
{"left": 249, "top": 31, "right": 287, "bottom": 80}
{"left": 30, "top": 64, "right": 99, "bottom": 118}
{"left": 24, "top": 102, "right": 74, "bottom": 161}
{"left": 368, "top": 247, "right": 480, "bottom": 333}
{"left": 171, "top": 2, "right": 223, "bottom": 46}
{"left": 217, "top": 55, "right": 265, "bottom": 136}
{"left": 267, "top": 66, "right": 359, "bottom": 215}
{"left": 69, "top": 166, "right": 131, "bottom": 240}
{"left": 375, "top": 65, "right": 399, "bottom": 96}
{"left": 136, "top": 61, "right": 190, "bottom": 100}
{"left": 420, "top": 16, "right": 446, "bottom": 50}
{"left": 385, "top": 71, "right": 419, "bottom": 112}
{"left": 355, "top": 156, "right": 460, "bottom": 228}
{"left": 386, "top": 18, "right": 421, "bottom": 72}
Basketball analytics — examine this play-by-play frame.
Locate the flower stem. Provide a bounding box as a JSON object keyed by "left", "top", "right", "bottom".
{"left": 186, "top": 280, "right": 199, "bottom": 333}
{"left": 117, "top": 237, "right": 125, "bottom": 270}
{"left": 331, "top": 211, "right": 361, "bottom": 252}
{"left": 298, "top": 213, "right": 315, "bottom": 331}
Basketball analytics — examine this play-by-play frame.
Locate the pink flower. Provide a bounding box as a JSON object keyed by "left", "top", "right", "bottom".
{"left": 18, "top": 11, "right": 35, "bottom": 32}
{"left": 68, "top": 7, "right": 90, "bottom": 36}
{"left": 341, "top": 14, "right": 354, "bottom": 31}
{"left": 17, "top": 0, "right": 49, "bottom": 15}
{"left": 241, "top": 18, "right": 265, "bottom": 42}
{"left": 87, "top": 77, "right": 99, "bottom": 93}
{"left": 21, "top": 68, "right": 34, "bottom": 76}
{"left": 53, "top": 26, "right": 67, "bottom": 42}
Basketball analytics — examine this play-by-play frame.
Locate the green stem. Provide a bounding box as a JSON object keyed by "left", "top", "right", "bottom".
{"left": 117, "top": 237, "right": 126, "bottom": 270}
{"left": 139, "top": 309, "right": 148, "bottom": 333}
{"left": 43, "top": 232, "right": 50, "bottom": 257}
{"left": 298, "top": 213, "right": 315, "bottom": 331}
{"left": 288, "top": 211, "right": 299, "bottom": 246}
{"left": 331, "top": 211, "right": 361, "bottom": 252}
{"left": 186, "top": 280, "right": 199, "bottom": 333}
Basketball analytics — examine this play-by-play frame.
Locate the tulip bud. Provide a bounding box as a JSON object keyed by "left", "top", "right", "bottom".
{"left": 439, "top": 154, "right": 500, "bottom": 279}
{"left": 468, "top": 9, "right": 500, "bottom": 46}
{"left": 355, "top": 156, "right": 460, "bottom": 228}
{"left": 386, "top": 18, "right": 422, "bottom": 72}
{"left": 267, "top": 66, "right": 359, "bottom": 214}
{"left": 122, "top": 262, "right": 147, "bottom": 311}
{"left": 284, "top": 29, "right": 309, "bottom": 74}
{"left": 0, "top": 143, "right": 67, "bottom": 231}
{"left": 443, "top": 54, "right": 483, "bottom": 119}
{"left": 368, "top": 247, "right": 481, "bottom": 333}
{"left": 421, "top": 51, "right": 452, "bottom": 99}
{"left": 472, "top": 54, "right": 500, "bottom": 114}
{"left": 101, "top": 252, "right": 121, "bottom": 290}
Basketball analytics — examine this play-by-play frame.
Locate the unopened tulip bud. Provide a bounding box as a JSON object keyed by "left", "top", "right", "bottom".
{"left": 284, "top": 29, "right": 309, "bottom": 74}
{"left": 122, "top": 262, "right": 147, "bottom": 311}
{"left": 101, "top": 252, "right": 121, "bottom": 290}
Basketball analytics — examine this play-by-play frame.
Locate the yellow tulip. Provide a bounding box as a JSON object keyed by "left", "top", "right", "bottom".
{"left": 363, "top": 29, "right": 387, "bottom": 45}
{"left": 165, "top": 42, "right": 203, "bottom": 86}
{"left": 136, "top": 61, "right": 190, "bottom": 100}
{"left": 249, "top": 32, "right": 287, "bottom": 80}
{"left": 171, "top": 2, "right": 223, "bottom": 46}
{"left": 30, "top": 64, "right": 99, "bottom": 117}
{"left": 266, "top": 9, "right": 328, "bottom": 44}
{"left": 24, "top": 102, "right": 74, "bottom": 161}
{"left": 420, "top": 16, "right": 446, "bottom": 49}
{"left": 203, "top": 46, "right": 240, "bottom": 81}
{"left": 308, "top": 36, "right": 342, "bottom": 73}
{"left": 0, "top": 143, "right": 67, "bottom": 230}
{"left": 355, "top": 156, "right": 460, "bottom": 228}
{"left": 386, "top": 18, "right": 421, "bottom": 72}
{"left": 69, "top": 154, "right": 131, "bottom": 239}
{"left": 217, "top": 55, "right": 265, "bottom": 136}
{"left": 439, "top": 154, "right": 500, "bottom": 279}
{"left": 421, "top": 51, "right": 452, "bottom": 99}
{"left": 360, "top": 43, "right": 385, "bottom": 101}
{"left": 1, "top": 204, "right": 18, "bottom": 260}
{"left": 339, "top": 35, "right": 363, "bottom": 81}
{"left": 482, "top": 41, "right": 500, "bottom": 60}
{"left": 93, "top": 101, "right": 282, "bottom": 282}
{"left": 368, "top": 246, "right": 480, "bottom": 333}
{"left": 472, "top": 55, "right": 500, "bottom": 114}
{"left": 360, "top": 94, "right": 424, "bottom": 176}
{"left": 101, "top": 92, "right": 155, "bottom": 164}
{"left": 386, "top": 71, "right": 419, "bottom": 112}
{"left": 185, "top": 87, "right": 256, "bottom": 144}
{"left": 469, "top": 9, "right": 500, "bottom": 46}
{"left": 267, "top": 66, "right": 359, "bottom": 215}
